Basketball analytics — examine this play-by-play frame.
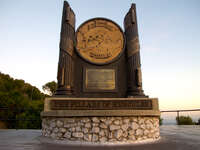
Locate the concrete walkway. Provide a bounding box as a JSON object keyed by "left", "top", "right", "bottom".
{"left": 0, "top": 125, "right": 200, "bottom": 150}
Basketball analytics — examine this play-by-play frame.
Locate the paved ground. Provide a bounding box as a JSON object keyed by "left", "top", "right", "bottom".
{"left": 0, "top": 125, "right": 200, "bottom": 150}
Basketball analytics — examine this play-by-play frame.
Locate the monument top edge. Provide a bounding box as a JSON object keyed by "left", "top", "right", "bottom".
{"left": 46, "top": 97, "right": 158, "bottom": 101}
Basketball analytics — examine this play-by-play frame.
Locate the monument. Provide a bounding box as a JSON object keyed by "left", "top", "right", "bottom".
{"left": 41, "top": 1, "right": 160, "bottom": 143}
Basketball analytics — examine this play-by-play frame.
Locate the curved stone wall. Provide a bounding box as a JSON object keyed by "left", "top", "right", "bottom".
{"left": 42, "top": 116, "right": 160, "bottom": 143}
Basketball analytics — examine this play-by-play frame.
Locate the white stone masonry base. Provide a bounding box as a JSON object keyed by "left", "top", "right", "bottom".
{"left": 42, "top": 116, "right": 160, "bottom": 143}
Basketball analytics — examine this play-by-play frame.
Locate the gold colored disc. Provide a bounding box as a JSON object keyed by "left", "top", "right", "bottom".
{"left": 76, "top": 18, "right": 125, "bottom": 64}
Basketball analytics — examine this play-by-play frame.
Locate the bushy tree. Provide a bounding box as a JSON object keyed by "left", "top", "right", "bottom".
{"left": 176, "top": 116, "right": 195, "bottom": 125}
{"left": 159, "top": 117, "right": 163, "bottom": 125}
{"left": 42, "top": 81, "right": 57, "bottom": 96}
{"left": 0, "top": 72, "right": 45, "bottom": 129}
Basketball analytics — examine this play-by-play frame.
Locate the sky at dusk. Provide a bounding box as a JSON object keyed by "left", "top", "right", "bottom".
{"left": 0, "top": 0, "right": 200, "bottom": 110}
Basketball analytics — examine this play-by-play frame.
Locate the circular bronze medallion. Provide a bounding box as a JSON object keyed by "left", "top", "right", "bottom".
{"left": 76, "top": 18, "right": 125, "bottom": 65}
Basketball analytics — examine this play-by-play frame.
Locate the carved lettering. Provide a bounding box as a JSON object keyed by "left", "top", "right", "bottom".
{"left": 50, "top": 100, "right": 153, "bottom": 110}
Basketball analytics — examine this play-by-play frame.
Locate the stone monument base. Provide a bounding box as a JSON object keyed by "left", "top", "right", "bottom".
{"left": 41, "top": 97, "right": 160, "bottom": 143}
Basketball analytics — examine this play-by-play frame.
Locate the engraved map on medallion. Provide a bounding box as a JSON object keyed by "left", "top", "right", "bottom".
{"left": 76, "top": 19, "right": 124, "bottom": 64}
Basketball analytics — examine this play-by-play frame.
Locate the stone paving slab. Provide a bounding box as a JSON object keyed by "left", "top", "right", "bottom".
{"left": 0, "top": 125, "right": 200, "bottom": 150}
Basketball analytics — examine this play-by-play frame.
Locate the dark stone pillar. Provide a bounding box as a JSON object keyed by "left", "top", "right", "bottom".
{"left": 124, "top": 4, "right": 146, "bottom": 97}
{"left": 55, "top": 1, "right": 75, "bottom": 96}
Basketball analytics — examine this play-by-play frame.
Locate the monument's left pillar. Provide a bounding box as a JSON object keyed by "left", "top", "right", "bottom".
{"left": 55, "top": 1, "right": 75, "bottom": 95}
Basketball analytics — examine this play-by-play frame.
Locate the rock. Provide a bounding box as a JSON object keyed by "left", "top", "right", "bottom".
{"left": 99, "top": 137, "right": 107, "bottom": 142}
{"left": 137, "top": 137, "right": 143, "bottom": 141}
{"left": 100, "top": 123, "right": 107, "bottom": 129}
{"left": 92, "top": 127, "right": 100, "bottom": 133}
{"left": 145, "top": 119, "right": 151, "bottom": 124}
{"left": 92, "top": 134, "right": 99, "bottom": 142}
{"left": 155, "top": 131, "right": 160, "bottom": 138}
{"left": 85, "top": 123, "right": 91, "bottom": 128}
{"left": 72, "top": 132, "right": 84, "bottom": 138}
{"left": 146, "top": 122, "right": 153, "bottom": 129}
{"left": 113, "top": 120, "right": 120, "bottom": 125}
{"left": 64, "top": 123, "right": 76, "bottom": 128}
{"left": 140, "top": 123, "right": 146, "bottom": 129}
{"left": 133, "top": 118, "right": 138, "bottom": 122}
{"left": 105, "top": 120, "right": 112, "bottom": 125}
{"left": 53, "top": 127, "right": 59, "bottom": 133}
{"left": 139, "top": 118, "right": 144, "bottom": 124}
{"left": 50, "top": 121, "right": 56, "bottom": 128}
{"left": 84, "top": 134, "right": 92, "bottom": 142}
{"left": 99, "top": 130, "right": 105, "bottom": 137}
{"left": 128, "top": 135, "right": 136, "bottom": 141}
{"left": 81, "top": 118, "right": 90, "bottom": 123}
{"left": 109, "top": 132, "right": 113, "bottom": 139}
{"left": 100, "top": 118, "right": 106, "bottom": 122}
{"left": 92, "top": 117, "right": 100, "bottom": 123}
{"left": 57, "top": 120, "right": 64, "bottom": 127}
{"left": 144, "top": 129, "right": 149, "bottom": 135}
{"left": 121, "top": 124, "right": 129, "bottom": 131}
{"left": 66, "top": 118, "right": 75, "bottom": 123}
{"left": 128, "top": 130, "right": 135, "bottom": 135}
{"left": 64, "top": 132, "right": 71, "bottom": 139}
{"left": 83, "top": 127, "right": 89, "bottom": 133}
{"left": 50, "top": 133, "right": 57, "bottom": 138}
{"left": 109, "top": 139, "right": 117, "bottom": 142}
{"left": 57, "top": 132, "right": 63, "bottom": 138}
{"left": 123, "top": 131, "right": 128, "bottom": 137}
{"left": 77, "top": 122, "right": 84, "bottom": 127}
{"left": 130, "top": 122, "right": 139, "bottom": 130}
{"left": 143, "top": 136, "right": 147, "bottom": 140}
{"left": 109, "top": 125, "right": 120, "bottom": 131}
{"left": 114, "top": 129, "right": 123, "bottom": 139}
{"left": 60, "top": 128, "right": 66, "bottom": 133}
{"left": 136, "top": 129, "right": 143, "bottom": 136}
{"left": 123, "top": 119, "right": 130, "bottom": 124}
{"left": 75, "top": 126, "right": 81, "bottom": 132}
{"left": 92, "top": 123, "right": 98, "bottom": 127}
{"left": 68, "top": 127, "right": 75, "bottom": 132}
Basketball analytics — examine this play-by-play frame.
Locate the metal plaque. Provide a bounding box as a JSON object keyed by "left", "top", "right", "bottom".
{"left": 76, "top": 18, "right": 125, "bottom": 65}
{"left": 85, "top": 69, "right": 115, "bottom": 90}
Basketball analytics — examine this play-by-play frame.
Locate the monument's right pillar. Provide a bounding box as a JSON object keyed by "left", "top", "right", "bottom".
{"left": 124, "top": 4, "right": 146, "bottom": 97}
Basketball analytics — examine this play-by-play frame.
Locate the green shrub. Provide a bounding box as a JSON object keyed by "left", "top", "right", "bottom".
{"left": 159, "top": 117, "right": 163, "bottom": 125}
{"left": 176, "top": 116, "right": 195, "bottom": 125}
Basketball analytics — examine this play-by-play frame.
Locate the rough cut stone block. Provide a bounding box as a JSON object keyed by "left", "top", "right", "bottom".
{"left": 100, "top": 123, "right": 107, "bottom": 129}
{"left": 123, "top": 118, "right": 130, "bottom": 124}
{"left": 121, "top": 124, "right": 129, "bottom": 131}
{"left": 128, "top": 129, "right": 135, "bottom": 135}
{"left": 99, "top": 137, "right": 108, "bottom": 142}
{"left": 84, "top": 134, "right": 92, "bottom": 142}
{"left": 60, "top": 128, "right": 66, "bottom": 133}
{"left": 113, "top": 120, "right": 120, "bottom": 125}
{"left": 57, "top": 120, "right": 64, "bottom": 127}
{"left": 64, "top": 132, "right": 71, "bottom": 139}
{"left": 92, "top": 127, "right": 100, "bottom": 133}
{"left": 99, "top": 130, "right": 105, "bottom": 137}
{"left": 85, "top": 123, "right": 91, "bottom": 128}
{"left": 50, "top": 121, "right": 56, "bottom": 128}
{"left": 130, "top": 122, "right": 139, "bottom": 130}
{"left": 53, "top": 127, "right": 59, "bottom": 133}
{"left": 82, "top": 128, "right": 89, "bottom": 134}
{"left": 75, "top": 126, "right": 81, "bottom": 132}
{"left": 68, "top": 127, "right": 75, "bottom": 132}
{"left": 92, "top": 117, "right": 100, "bottom": 123}
{"left": 72, "top": 132, "right": 84, "bottom": 138}
{"left": 114, "top": 129, "right": 123, "bottom": 139}
{"left": 92, "top": 134, "right": 99, "bottom": 142}
{"left": 110, "top": 125, "right": 120, "bottom": 131}
{"left": 136, "top": 129, "right": 143, "bottom": 136}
